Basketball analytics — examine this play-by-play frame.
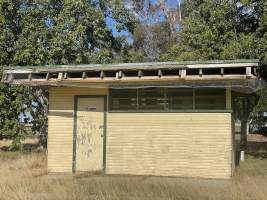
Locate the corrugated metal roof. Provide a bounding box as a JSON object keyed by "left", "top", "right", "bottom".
{"left": 3, "top": 59, "right": 259, "bottom": 71}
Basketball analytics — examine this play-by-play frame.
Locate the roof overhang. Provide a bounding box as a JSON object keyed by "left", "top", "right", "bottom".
{"left": 1, "top": 59, "right": 262, "bottom": 93}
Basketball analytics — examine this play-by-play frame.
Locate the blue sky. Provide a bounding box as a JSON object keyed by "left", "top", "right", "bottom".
{"left": 106, "top": 0, "right": 182, "bottom": 43}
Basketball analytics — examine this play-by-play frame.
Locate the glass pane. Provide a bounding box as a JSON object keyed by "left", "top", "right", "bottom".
{"left": 110, "top": 89, "right": 137, "bottom": 110}
{"left": 195, "top": 88, "right": 226, "bottom": 109}
{"left": 139, "top": 88, "right": 165, "bottom": 110}
{"left": 166, "top": 88, "right": 193, "bottom": 109}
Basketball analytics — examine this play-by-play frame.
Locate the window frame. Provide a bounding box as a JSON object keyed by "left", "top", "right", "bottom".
{"left": 108, "top": 88, "right": 231, "bottom": 113}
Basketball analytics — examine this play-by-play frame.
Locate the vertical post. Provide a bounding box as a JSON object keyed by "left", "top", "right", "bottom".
{"left": 158, "top": 70, "right": 162, "bottom": 78}
{"left": 240, "top": 98, "right": 249, "bottom": 154}
{"left": 221, "top": 68, "right": 224, "bottom": 77}
{"left": 46, "top": 73, "right": 50, "bottom": 80}
{"left": 28, "top": 73, "right": 32, "bottom": 81}
{"left": 63, "top": 73, "right": 68, "bottom": 79}
{"left": 193, "top": 88, "right": 195, "bottom": 109}
{"left": 199, "top": 69, "right": 203, "bottom": 77}
{"left": 116, "top": 71, "right": 123, "bottom": 79}
{"left": 226, "top": 87, "right": 232, "bottom": 110}
{"left": 100, "top": 71, "right": 105, "bottom": 79}
{"left": 82, "top": 72, "right": 87, "bottom": 79}
{"left": 138, "top": 70, "right": 143, "bottom": 78}
{"left": 180, "top": 69, "right": 186, "bottom": 79}
{"left": 58, "top": 72, "right": 63, "bottom": 80}
{"left": 246, "top": 67, "right": 252, "bottom": 78}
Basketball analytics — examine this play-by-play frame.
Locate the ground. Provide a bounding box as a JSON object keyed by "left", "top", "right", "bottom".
{"left": 0, "top": 137, "right": 267, "bottom": 200}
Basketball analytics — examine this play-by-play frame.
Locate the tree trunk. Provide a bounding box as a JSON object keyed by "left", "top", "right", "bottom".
{"left": 240, "top": 119, "right": 247, "bottom": 150}
{"left": 240, "top": 98, "right": 249, "bottom": 150}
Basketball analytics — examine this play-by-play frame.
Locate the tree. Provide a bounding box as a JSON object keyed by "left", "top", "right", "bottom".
{"left": 126, "top": 0, "right": 180, "bottom": 61}
{"left": 161, "top": 0, "right": 238, "bottom": 60}
{"left": 0, "top": 0, "right": 136, "bottom": 149}
{"left": 162, "top": 0, "right": 267, "bottom": 66}
{"left": 161, "top": 0, "right": 267, "bottom": 150}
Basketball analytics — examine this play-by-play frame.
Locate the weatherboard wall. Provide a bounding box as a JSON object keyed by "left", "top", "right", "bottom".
{"left": 47, "top": 87, "right": 108, "bottom": 172}
{"left": 47, "top": 87, "right": 233, "bottom": 179}
{"left": 106, "top": 112, "right": 233, "bottom": 179}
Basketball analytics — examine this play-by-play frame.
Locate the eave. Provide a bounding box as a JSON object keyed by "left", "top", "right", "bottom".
{"left": 1, "top": 60, "right": 259, "bottom": 87}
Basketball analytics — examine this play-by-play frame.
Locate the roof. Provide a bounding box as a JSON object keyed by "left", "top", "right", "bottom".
{"left": 1, "top": 59, "right": 259, "bottom": 88}
{"left": 3, "top": 59, "right": 259, "bottom": 72}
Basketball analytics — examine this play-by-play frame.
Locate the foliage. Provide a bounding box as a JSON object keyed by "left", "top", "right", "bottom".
{"left": 0, "top": 0, "right": 266, "bottom": 149}
{"left": 126, "top": 0, "right": 180, "bottom": 61}
{"left": 157, "top": 0, "right": 267, "bottom": 142}
{"left": 160, "top": 0, "right": 266, "bottom": 69}
{"left": 0, "top": 84, "right": 29, "bottom": 150}
{"left": 0, "top": 0, "right": 136, "bottom": 149}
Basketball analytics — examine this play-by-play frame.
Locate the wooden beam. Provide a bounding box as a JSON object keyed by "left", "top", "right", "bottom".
{"left": 158, "top": 70, "right": 162, "bottom": 78}
{"left": 100, "top": 71, "right": 105, "bottom": 79}
{"left": 116, "top": 71, "right": 123, "bottom": 79}
{"left": 82, "top": 72, "right": 87, "bottom": 79}
{"left": 58, "top": 72, "right": 63, "bottom": 80}
{"left": 28, "top": 73, "right": 32, "bottom": 81}
{"left": 187, "top": 63, "right": 258, "bottom": 69}
{"left": 246, "top": 67, "right": 252, "bottom": 78}
{"left": 46, "top": 73, "right": 50, "bottom": 80}
{"left": 221, "top": 68, "right": 224, "bottom": 76}
{"left": 9, "top": 75, "right": 254, "bottom": 87}
{"left": 180, "top": 69, "right": 186, "bottom": 79}
{"left": 199, "top": 69, "right": 203, "bottom": 77}
{"left": 138, "top": 70, "right": 143, "bottom": 78}
{"left": 63, "top": 72, "right": 68, "bottom": 79}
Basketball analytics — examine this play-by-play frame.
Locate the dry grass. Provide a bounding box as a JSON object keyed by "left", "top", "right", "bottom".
{"left": 0, "top": 151, "right": 267, "bottom": 200}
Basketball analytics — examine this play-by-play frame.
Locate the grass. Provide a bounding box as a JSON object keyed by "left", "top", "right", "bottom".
{"left": 0, "top": 151, "right": 267, "bottom": 200}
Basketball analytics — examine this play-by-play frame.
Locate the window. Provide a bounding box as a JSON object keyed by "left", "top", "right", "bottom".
{"left": 139, "top": 88, "right": 165, "bottom": 110}
{"left": 109, "top": 88, "right": 227, "bottom": 111}
{"left": 109, "top": 89, "right": 137, "bottom": 110}
{"left": 195, "top": 88, "right": 226, "bottom": 109}
{"left": 166, "top": 88, "right": 193, "bottom": 110}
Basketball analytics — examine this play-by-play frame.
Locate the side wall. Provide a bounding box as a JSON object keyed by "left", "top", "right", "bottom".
{"left": 106, "top": 112, "right": 233, "bottom": 179}
{"left": 47, "top": 87, "right": 108, "bottom": 172}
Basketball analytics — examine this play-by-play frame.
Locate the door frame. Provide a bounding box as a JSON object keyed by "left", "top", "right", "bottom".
{"left": 72, "top": 95, "right": 107, "bottom": 173}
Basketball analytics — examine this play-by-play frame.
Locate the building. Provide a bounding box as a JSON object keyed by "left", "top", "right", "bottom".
{"left": 1, "top": 60, "right": 260, "bottom": 179}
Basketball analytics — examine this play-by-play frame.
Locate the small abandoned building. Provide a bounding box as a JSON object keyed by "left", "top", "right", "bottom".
{"left": 1, "top": 60, "right": 260, "bottom": 179}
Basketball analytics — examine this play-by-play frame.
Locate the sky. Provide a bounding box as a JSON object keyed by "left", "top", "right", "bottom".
{"left": 106, "top": 0, "right": 182, "bottom": 43}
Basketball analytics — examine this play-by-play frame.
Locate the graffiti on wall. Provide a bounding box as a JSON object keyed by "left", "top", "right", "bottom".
{"left": 76, "top": 116, "right": 103, "bottom": 159}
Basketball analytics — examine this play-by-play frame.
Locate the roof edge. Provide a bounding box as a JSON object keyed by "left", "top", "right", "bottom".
{"left": 2, "top": 59, "right": 259, "bottom": 70}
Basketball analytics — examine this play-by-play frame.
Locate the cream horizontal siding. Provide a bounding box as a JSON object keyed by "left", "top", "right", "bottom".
{"left": 48, "top": 87, "right": 233, "bottom": 179}
{"left": 106, "top": 113, "right": 233, "bottom": 179}
{"left": 47, "top": 87, "right": 108, "bottom": 172}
